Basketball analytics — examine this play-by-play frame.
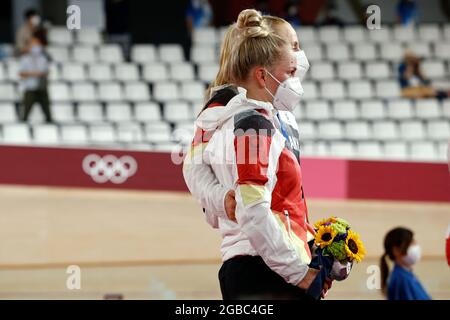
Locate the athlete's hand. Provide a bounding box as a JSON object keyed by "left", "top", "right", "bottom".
{"left": 297, "top": 267, "right": 319, "bottom": 290}
{"left": 224, "top": 190, "right": 237, "bottom": 222}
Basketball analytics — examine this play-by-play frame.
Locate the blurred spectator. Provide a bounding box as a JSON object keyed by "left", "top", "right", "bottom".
{"left": 284, "top": 0, "right": 301, "bottom": 27}
{"left": 15, "top": 8, "right": 42, "bottom": 56}
{"left": 380, "top": 227, "right": 431, "bottom": 300}
{"left": 320, "top": 0, "right": 344, "bottom": 26}
{"left": 186, "top": 0, "right": 213, "bottom": 29}
{"left": 399, "top": 50, "right": 448, "bottom": 99}
{"left": 19, "top": 31, "right": 52, "bottom": 123}
{"left": 397, "top": 0, "right": 418, "bottom": 26}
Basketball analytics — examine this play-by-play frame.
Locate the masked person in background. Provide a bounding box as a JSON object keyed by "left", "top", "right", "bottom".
{"left": 380, "top": 227, "right": 431, "bottom": 300}
{"left": 15, "top": 8, "right": 42, "bottom": 56}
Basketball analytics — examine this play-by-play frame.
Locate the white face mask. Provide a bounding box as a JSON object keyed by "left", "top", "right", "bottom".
{"left": 402, "top": 244, "right": 421, "bottom": 266}
{"left": 264, "top": 70, "right": 304, "bottom": 112}
{"left": 30, "top": 15, "right": 41, "bottom": 27}
{"left": 294, "top": 50, "right": 310, "bottom": 82}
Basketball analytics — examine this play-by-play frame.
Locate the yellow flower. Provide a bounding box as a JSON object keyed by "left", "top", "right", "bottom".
{"left": 315, "top": 225, "right": 337, "bottom": 249}
{"left": 345, "top": 230, "right": 366, "bottom": 262}
{"left": 313, "top": 217, "right": 337, "bottom": 230}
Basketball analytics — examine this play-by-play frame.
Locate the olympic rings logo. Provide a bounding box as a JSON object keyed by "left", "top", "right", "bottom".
{"left": 82, "top": 154, "right": 138, "bottom": 184}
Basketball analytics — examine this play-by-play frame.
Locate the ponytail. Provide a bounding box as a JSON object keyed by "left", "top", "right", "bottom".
{"left": 380, "top": 252, "right": 389, "bottom": 296}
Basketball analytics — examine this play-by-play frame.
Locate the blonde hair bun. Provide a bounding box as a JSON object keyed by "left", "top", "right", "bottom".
{"left": 236, "top": 9, "right": 269, "bottom": 38}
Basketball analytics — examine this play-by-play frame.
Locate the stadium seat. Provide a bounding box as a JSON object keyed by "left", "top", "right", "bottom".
{"left": 62, "top": 63, "right": 86, "bottom": 81}
{"left": 337, "top": 61, "right": 362, "bottom": 80}
{"left": 88, "top": 63, "right": 113, "bottom": 82}
{"left": 295, "top": 26, "right": 317, "bottom": 43}
{"left": 47, "top": 46, "right": 70, "bottom": 62}
{"left": 105, "top": 102, "right": 133, "bottom": 122}
{"left": 98, "top": 82, "right": 123, "bottom": 102}
{"left": 142, "top": 63, "right": 169, "bottom": 82}
{"left": 169, "top": 62, "right": 195, "bottom": 81}
{"left": 48, "top": 63, "right": 61, "bottom": 81}
{"left": 325, "top": 43, "right": 350, "bottom": 61}
{"left": 387, "top": 99, "right": 414, "bottom": 119}
{"left": 329, "top": 141, "right": 355, "bottom": 158}
{"left": 124, "top": 82, "right": 150, "bottom": 102}
{"left": 0, "top": 83, "right": 17, "bottom": 101}
{"left": 375, "top": 80, "right": 401, "bottom": 98}
{"left": 153, "top": 82, "right": 180, "bottom": 102}
{"left": 347, "top": 80, "right": 373, "bottom": 99}
{"left": 5, "top": 59, "right": 19, "bottom": 81}
{"left": 406, "top": 42, "right": 432, "bottom": 58}
{"left": 180, "top": 81, "right": 205, "bottom": 102}
{"left": 193, "top": 27, "right": 218, "bottom": 45}
{"left": 77, "top": 102, "right": 104, "bottom": 123}
{"left": 360, "top": 100, "right": 386, "bottom": 119}
{"left": 364, "top": 61, "right": 391, "bottom": 79}
{"left": 134, "top": 102, "right": 162, "bottom": 122}
{"left": 399, "top": 121, "right": 426, "bottom": 140}
{"left": 320, "top": 81, "right": 346, "bottom": 99}
{"left": 191, "top": 45, "right": 216, "bottom": 63}
{"left": 333, "top": 100, "right": 359, "bottom": 120}
{"left": 198, "top": 63, "right": 219, "bottom": 83}
{"left": 164, "top": 101, "right": 192, "bottom": 122}
{"left": 373, "top": 121, "right": 399, "bottom": 140}
{"left": 421, "top": 60, "right": 445, "bottom": 78}
{"left": 393, "top": 25, "right": 416, "bottom": 42}
{"left": 76, "top": 28, "right": 102, "bottom": 45}
{"left": 356, "top": 141, "right": 383, "bottom": 158}
{"left": 51, "top": 103, "right": 76, "bottom": 123}
{"left": 368, "top": 27, "right": 391, "bottom": 42}
{"left": 48, "top": 27, "right": 73, "bottom": 45}
{"left": 383, "top": 141, "right": 408, "bottom": 160}
{"left": 71, "top": 82, "right": 98, "bottom": 102}
{"left": 379, "top": 43, "right": 403, "bottom": 62}
{"left": 418, "top": 24, "right": 442, "bottom": 41}
{"left": 426, "top": 120, "right": 450, "bottom": 140}
{"left": 89, "top": 124, "right": 116, "bottom": 143}
{"left": 343, "top": 26, "right": 366, "bottom": 43}
{"left": 115, "top": 63, "right": 140, "bottom": 82}
{"left": 301, "top": 82, "right": 319, "bottom": 100}
{"left": 414, "top": 99, "right": 441, "bottom": 119}
{"left": 0, "top": 102, "right": 18, "bottom": 122}
{"left": 409, "top": 141, "right": 437, "bottom": 161}
{"left": 49, "top": 82, "right": 72, "bottom": 102}
{"left": 72, "top": 46, "right": 98, "bottom": 63}
{"left": 318, "top": 26, "right": 342, "bottom": 42}
{"left": 352, "top": 43, "right": 377, "bottom": 61}
{"left": 297, "top": 121, "right": 316, "bottom": 140}
{"left": 159, "top": 44, "right": 184, "bottom": 63}
{"left": 310, "top": 62, "right": 335, "bottom": 80}
{"left": 318, "top": 121, "right": 343, "bottom": 140}
{"left": 301, "top": 43, "right": 323, "bottom": 61}
{"left": 32, "top": 124, "right": 59, "bottom": 145}
{"left": 98, "top": 44, "right": 124, "bottom": 63}
{"left": 131, "top": 44, "right": 157, "bottom": 63}
{"left": 434, "top": 43, "right": 450, "bottom": 59}
{"left": 305, "top": 100, "right": 331, "bottom": 120}
{"left": 345, "top": 121, "right": 371, "bottom": 140}
{"left": 60, "top": 124, "right": 89, "bottom": 144}
{"left": 116, "top": 123, "right": 143, "bottom": 143}
{"left": 2, "top": 123, "right": 31, "bottom": 144}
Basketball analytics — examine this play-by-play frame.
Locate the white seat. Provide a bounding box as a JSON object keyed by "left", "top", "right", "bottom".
{"left": 325, "top": 43, "right": 350, "bottom": 61}
{"left": 98, "top": 82, "right": 123, "bottom": 101}
{"left": 375, "top": 80, "right": 401, "bottom": 98}
{"left": 379, "top": 43, "right": 403, "bottom": 62}
{"left": 352, "top": 43, "right": 377, "bottom": 61}
{"left": 365, "top": 61, "right": 390, "bottom": 79}
{"left": 320, "top": 81, "right": 346, "bottom": 99}
{"left": 153, "top": 82, "right": 179, "bottom": 102}
{"left": 386, "top": 99, "right": 414, "bottom": 119}
{"left": 434, "top": 43, "right": 450, "bottom": 60}
{"left": 98, "top": 44, "right": 123, "bottom": 63}
{"left": 142, "top": 63, "right": 168, "bottom": 82}
{"left": 418, "top": 24, "right": 442, "bottom": 41}
{"left": 409, "top": 142, "right": 437, "bottom": 161}
{"left": 145, "top": 127, "right": 172, "bottom": 143}
{"left": 372, "top": 121, "right": 399, "bottom": 141}
{"left": 164, "top": 101, "right": 192, "bottom": 122}
{"left": 72, "top": 46, "right": 97, "bottom": 62}
{"left": 115, "top": 63, "right": 140, "bottom": 81}
{"left": 48, "top": 27, "right": 73, "bottom": 45}
{"left": 296, "top": 26, "right": 317, "bottom": 44}
{"left": 180, "top": 81, "right": 205, "bottom": 102}
{"left": 305, "top": 101, "right": 330, "bottom": 120}
{"left": 60, "top": 125, "right": 88, "bottom": 144}
{"left": 2, "top": 123, "right": 31, "bottom": 144}
{"left": 134, "top": 102, "right": 161, "bottom": 122}
{"left": 406, "top": 42, "right": 431, "bottom": 58}
{"left": 318, "top": 26, "right": 342, "bottom": 43}
{"left": 89, "top": 124, "right": 116, "bottom": 143}
{"left": 116, "top": 123, "right": 143, "bottom": 143}
{"left": 329, "top": 142, "right": 355, "bottom": 158}
{"left": 343, "top": 26, "right": 366, "bottom": 43}
{"left": 5, "top": 59, "right": 19, "bottom": 81}
{"left": 393, "top": 25, "right": 416, "bottom": 42}
{"left": 443, "top": 99, "right": 450, "bottom": 118}
{"left": 360, "top": 100, "right": 386, "bottom": 120}
{"left": 437, "top": 141, "right": 449, "bottom": 162}
{"left": 193, "top": 27, "right": 217, "bottom": 45}
{"left": 131, "top": 44, "right": 157, "bottom": 63}
{"left": 51, "top": 103, "right": 75, "bottom": 123}
{"left": 356, "top": 142, "right": 383, "bottom": 159}
{"left": 191, "top": 45, "right": 216, "bottom": 63}
{"left": 415, "top": 99, "right": 441, "bottom": 119}
{"left": 169, "top": 62, "right": 195, "bottom": 81}
{"left": 105, "top": 102, "right": 133, "bottom": 122}
{"left": 123, "top": 82, "right": 150, "bottom": 102}
{"left": 32, "top": 124, "right": 59, "bottom": 145}
{"left": 368, "top": 27, "right": 391, "bottom": 42}
{"left": 310, "top": 62, "right": 334, "bottom": 80}
{"left": 0, "top": 83, "right": 17, "bottom": 101}
{"left": 333, "top": 100, "right": 359, "bottom": 120}
{"left": 301, "top": 43, "right": 323, "bottom": 61}
{"left": 443, "top": 25, "right": 450, "bottom": 40}
{"left": 315, "top": 122, "right": 342, "bottom": 142}
{"left": 0, "top": 64, "right": 6, "bottom": 81}
{"left": 48, "top": 63, "right": 61, "bottom": 81}
{"left": 298, "top": 121, "right": 315, "bottom": 140}
{"left": 426, "top": 120, "right": 450, "bottom": 140}
{"left": 347, "top": 80, "right": 373, "bottom": 100}
{"left": 77, "top": 28, "right": 102, "bottom": 45}
{"left": 337, "top": 61, "right": 362, "bottom": 80}
{"left": 301, "top": 82, "right": 319, "bottom": 100}
{"left": 345, "top": 121, "right": 371, "bottom": 140}
{"left": 77, "top": 103, "right": 104, "bottom": 123}
{"left": 88, "top": 63, "right": 113, "bottom": 82}
{"left": 198, "top": 63, "right": 219, "bottom": 82}
{"left": 0, "top": 102, "right": 18, "bottom": 122}
{"left": 49, "top": 82, "right": 71, "bottom": 102}
{"left": 383, "top": 141, "right": 408, "bottom": 160}
{"left": 47, "top": 46, "right": 70, "bottom": 62}
{"left": 421, "top": 60, "right": 445, "bottom": 78}
{"left": 71, "top": 82, "right": 97, "bottom": 102}
{"left": 62, "top": 63, "right": 86, "bottom": 81}
{"left": 400, "top": 121, "right": 426, "bottom": 140}
{"left": 158, "top": 44, "right": 184, "bottom": 63}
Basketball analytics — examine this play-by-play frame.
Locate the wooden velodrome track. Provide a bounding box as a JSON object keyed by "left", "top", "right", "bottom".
{"left": 0, "top": 185, "right": 448, "bottom": 299}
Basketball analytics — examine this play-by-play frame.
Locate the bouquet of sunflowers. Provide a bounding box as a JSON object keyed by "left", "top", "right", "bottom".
{"left": 313, "top": 216, "right": 366, "bottom": 281}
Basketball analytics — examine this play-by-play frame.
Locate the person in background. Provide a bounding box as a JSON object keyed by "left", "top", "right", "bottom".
{"left": 380, "top": 227, "right": 431, "bottom": 300}
{"left": 397, "top": 0, "right": 418, "bottom": 26}
{"left": 186, "top": 0, "right": 213, "bottom": 29}
{"left": 399, "top": 50, "right": 448, "bottom": 99}
{"left": 284, "top": 0, "right": 301, "bottom": 27}
{"left": 15, "top": 8, "right": 41, "bottom": 56}
{"left": 19, "top": 30, "right": 52, "bottom": 123}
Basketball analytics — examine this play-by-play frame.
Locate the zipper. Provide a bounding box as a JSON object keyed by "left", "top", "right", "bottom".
{"left": 284, "top": 210, "right": 292, "bottom": 237}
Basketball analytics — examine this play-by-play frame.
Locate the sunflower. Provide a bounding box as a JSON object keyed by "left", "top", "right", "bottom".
{"left": 345, "top": 230, "right": 366, "bottom": 262}
{"left": 314, "top": 217, "right": 337, "bottom": 230}
{"left": 315, "top": 225, "right": 337, "bottom": 249}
